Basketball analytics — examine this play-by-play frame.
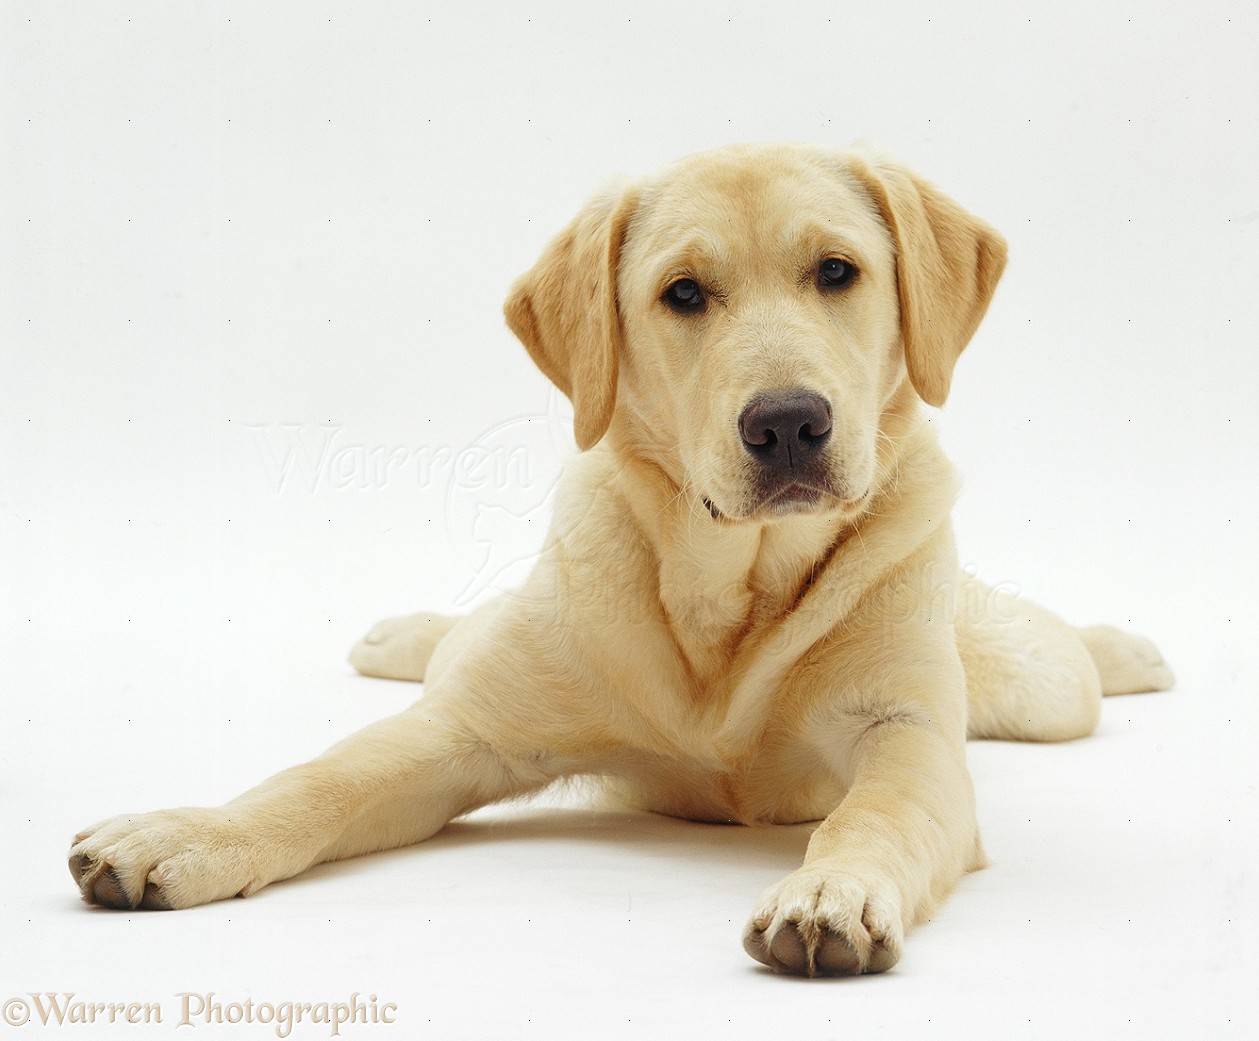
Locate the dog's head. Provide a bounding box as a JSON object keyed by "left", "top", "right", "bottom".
{"left": 505, "top": 144, "right": 1006, "bottom": 523}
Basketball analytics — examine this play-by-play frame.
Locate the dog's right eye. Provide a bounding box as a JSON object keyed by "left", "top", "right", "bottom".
{"left": 664, "top": 278, "right": 705, "bottom": 312}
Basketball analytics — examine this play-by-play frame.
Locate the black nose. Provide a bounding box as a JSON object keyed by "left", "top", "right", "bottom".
{"left": 738, "top": 391, "right": 832, "bottom": 471}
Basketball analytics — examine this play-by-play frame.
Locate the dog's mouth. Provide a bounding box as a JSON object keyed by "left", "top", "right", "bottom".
{"left": 703, "top": 480, "right": 868, "bottom": 523}
{"left": 761, "top": 482, "right": 826, "bottom": 514}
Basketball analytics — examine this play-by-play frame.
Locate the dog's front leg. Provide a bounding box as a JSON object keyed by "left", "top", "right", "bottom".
{"left": 69, "top": 704, "right": 554, "bottom": 911}
{"left": 743, "top": 693, "right": 978, "bottom": 977}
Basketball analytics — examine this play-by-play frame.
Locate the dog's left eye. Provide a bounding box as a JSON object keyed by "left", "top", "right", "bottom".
{"left": 664, "top": 278, "right": 706, "bottom": 312}
{"left": 818, "top": 258, "right": 857, "bottom": 288}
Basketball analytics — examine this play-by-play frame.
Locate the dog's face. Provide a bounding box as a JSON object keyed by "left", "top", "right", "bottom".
{"left": 506, "top": 144, "right": 1007, "bottom": 524}
{"left": 616, "top": 147, "right": 902, "bottom": 521}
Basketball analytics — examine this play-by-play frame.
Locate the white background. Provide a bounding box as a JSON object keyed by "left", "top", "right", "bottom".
{"left": 2, "top": 1, "right": 1257, "bottom": 1038}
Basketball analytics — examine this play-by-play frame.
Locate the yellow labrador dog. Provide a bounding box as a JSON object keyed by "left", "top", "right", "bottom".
{"left": 69, "top": 144, "right": 1173, "bottom": 976}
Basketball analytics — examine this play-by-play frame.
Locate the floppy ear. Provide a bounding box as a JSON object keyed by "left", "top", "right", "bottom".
{"left": 847, "top": 154, "right": 1008, "bottom": 407}
{"left": 503, "top": 185, "right": 638, "bottom": 450}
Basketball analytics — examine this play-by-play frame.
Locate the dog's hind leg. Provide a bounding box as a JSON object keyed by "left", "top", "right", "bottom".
{"left": 348, "top": 610, "right": 462, "bottom": 681}
{"left": 1075, "top": 624, "right": 1176, "bottom": 696}
{"left": 956, "top": 577, "right": 1173, "bottom": 742}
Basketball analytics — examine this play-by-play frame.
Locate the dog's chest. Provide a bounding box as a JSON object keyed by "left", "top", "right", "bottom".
{"left": 610, "top": 732, "right": 844, "bottom": 826}
{"left": 613, "top": 608, "right": 842, "bottom": 798}
{"left": 657, "top": 538, "right": 818, "bottom": 702}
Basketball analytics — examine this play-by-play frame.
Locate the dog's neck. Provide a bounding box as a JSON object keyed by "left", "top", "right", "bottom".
{"left": 604, "top": 381, "right": 930, "bottom": 686}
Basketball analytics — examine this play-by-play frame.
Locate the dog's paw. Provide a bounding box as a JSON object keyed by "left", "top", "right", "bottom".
{"left": 1077, "top": 624, "right": 1176, "bottom": 695}
{"left": 348, "top": 612, "right": 452, "bottom": 682}
{"left": 742, "top": 864, "right": 904, "bottom": 976}
{"left": 68, "top": 808, "right": 256, "bottom": 911}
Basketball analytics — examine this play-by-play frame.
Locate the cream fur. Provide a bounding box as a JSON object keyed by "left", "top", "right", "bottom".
{"left": 69, "top": 144, "right": 1174, "bottom": 977}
